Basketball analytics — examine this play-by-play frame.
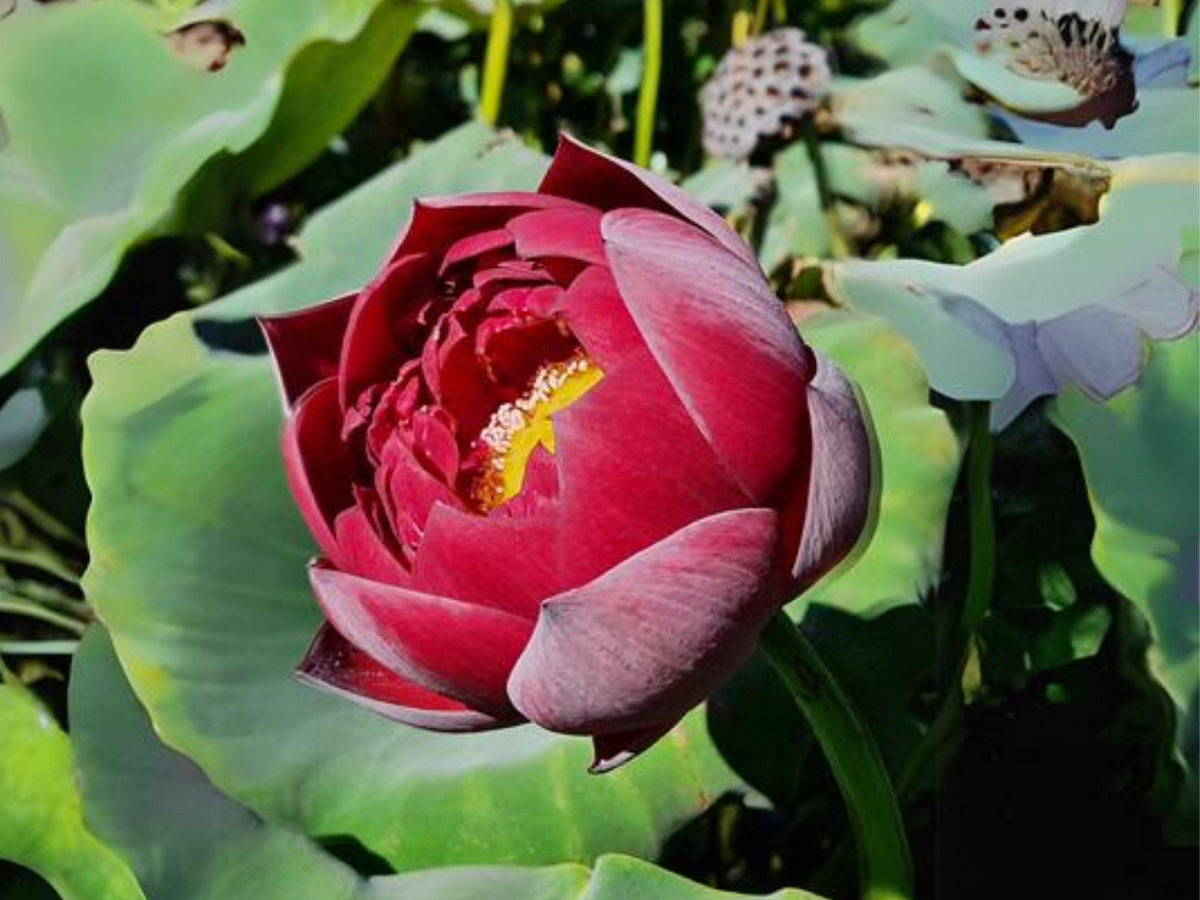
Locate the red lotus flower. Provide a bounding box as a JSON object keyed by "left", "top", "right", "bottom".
{"left": 261, "top": 136, "right": 874, "bottom": 772}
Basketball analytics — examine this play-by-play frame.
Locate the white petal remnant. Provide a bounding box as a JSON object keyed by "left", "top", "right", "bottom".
{"left": 701, "top": 27, "right": 831, "bottom": 162}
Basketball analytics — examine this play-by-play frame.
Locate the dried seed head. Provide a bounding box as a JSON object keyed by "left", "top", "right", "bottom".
{"left": 701, "top": 27, "right": 832, "bottom": 162}
{"left": 972, "top": 4, "right": 1132, "bottom": 99}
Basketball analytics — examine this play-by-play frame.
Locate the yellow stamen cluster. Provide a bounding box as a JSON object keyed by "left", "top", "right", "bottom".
{"left": 473, "top": 351, "right": 602, "bottom": 510}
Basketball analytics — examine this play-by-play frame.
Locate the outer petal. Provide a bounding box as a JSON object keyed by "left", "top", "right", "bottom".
{"left": 412, "top": 503, "right": 566, "bottom": 620}
{"left": 507, "top": 508, "right": 782, "bottom": 735}
{"left": 552, "top": 351, "right": 753, "bottom": 587}
{"left": 283, "top": 378, "right": 353, "bottom": 560}
{"left": 311, "top": 564, "right": 533, "bottom": 716}
{"left": 539, "top": 134, "right": 759, "bottom": 271}
{"left": 388, "top": 192, "right": 590, "bottom": 262}
{"left": 792, "top": 349, "right": 877, "bottom": 591}
{"left": 602, "top": 208, "right": 813, "bottom": 505}
{"left": 259, "top": 293, "right": 356, "bottom": 410}
{"left": 589, "top": 719, "right": 680, "bottom": 774}
{"left": 298, "top": 624, "right": 515, "bottom": 732}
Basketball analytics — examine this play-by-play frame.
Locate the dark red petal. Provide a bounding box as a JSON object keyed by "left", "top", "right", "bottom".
{"left": 310, "top": 564, "right": 532, "bottom": 715}
{"left": 283, "top": 378, "right": 353, "bottom": 559}
{"left": 589, "top": 719, "right": 680, "bottom": 774}
{"left": 439, "top": 227, "right": 514, "bottom": 275}
{"left": 552, "top": 351, "right": 752, "bottom": 587}
{"left": 555, "top": 264, "right": 644, "bottom": 370}
{"left": 507, "top": 508, "right": 783, "bottom": 734}
{"left": 506, "top": 206, "right": 606, "bottom": 266}
{"left": 389, "top": 193, "right": 590, "bottom": 262}
{"left": 489, "top": 283, "right": 564, "bottom": 318}
{"left": 602, "top": 209, "right": 812, "bottom": 505}
{"left": 298, "top": 624, "right": 516, "bottom": 732}
{"left": 411, "top": 503, "right": 566, "bottom": 620}
{"left": 338, "top": 253, "right": 436, "bottom": 411}
{"left": 333, "top": 506, "right": 409, "bottom": 585}
{"left": 539, "top": 134, "right": 759, "bottom": 271}
{"left": 793, "top": 349, "right": 878, "bottom": 590}
{"left": 259, "top": 293, "right": 357, "bottom": 410}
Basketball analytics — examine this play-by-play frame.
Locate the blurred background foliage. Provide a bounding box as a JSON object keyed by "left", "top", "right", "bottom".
{"left": 0, "top": 0, "right": 1196, "bottom": 898}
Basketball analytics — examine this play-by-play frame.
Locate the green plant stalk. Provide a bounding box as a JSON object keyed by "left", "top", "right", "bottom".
{"left": 633, "top": 0, "right": 663, "bottom": 168}
{"left": 478, "top": 0, "right": 514, "bottom": 126}
{"left": 956, "top": 401, "right": 996, "bottom": 674}
{"left": 1164, "top": 0, "right": 1182, "bottom": 35}
{"left": 898, "top": 401, "right": 994, "bottom": 799}
{"left": 752, "top": 0, "right": 771, "bottom": 35}
{"left": 799, "top": 118, "right": 851, "bottom": 259}
{"left": 0, "top": 640, "right": 79, "bottom": 656}
{"left": 759, "top": 610, "right": 914, "bottom": 900}
{"left": 0, "top": 596, "right": 86, "bottom": 636}
{"left": 0, "top": 546, "right": 79, "bottom": 585}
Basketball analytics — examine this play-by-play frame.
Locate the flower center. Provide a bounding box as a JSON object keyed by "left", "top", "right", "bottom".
{"left": 472, "top": 351, "right": 602, "bottom": 511}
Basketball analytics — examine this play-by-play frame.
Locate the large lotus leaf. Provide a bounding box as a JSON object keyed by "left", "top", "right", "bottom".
{"left": 81, "top": 311, "right": 738, "bottom": 872}
{"left": 71, "top": 628, "right": 820, "bottom": 900}
{"left": 0, "top": 0, "right": 418, "bottom": 376}
{"left": 802, "top": 312, "right": 961, "bottom": 616}
{"left": 0, "top": 678, "right": 144, "bottom": 900}
{"left": 1049, "top": 335, "right": 1199, "bottom": 721}
{"left": 203, "top": 122, "right": 549, "bottom": 322}
{"left": 831, "top": 155, "right": 1200, "bottom": 407}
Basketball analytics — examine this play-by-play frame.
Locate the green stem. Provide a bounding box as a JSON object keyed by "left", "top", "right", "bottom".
{"left": 759, "top": 610, "right": 914, "bottom": 900}
{"left": 752, "top": 0, "right": 771, "bottom": 35}
{"left": 633, "top": 0, "right": 663, "bottom": 168}
{"left": 0, "top": 596, "right": 87, "bottom": 636}
{"left": 0, "top": 639, "right": 79, "bottom": 655}
{"left": 478, "top": 0, "right": 514, "bottom": 126}
{"left": 956, "top": 402, "right": 996, "bottom": 676}
{"left": 799, "top": 118, "right": 851, "bottom": 260}
{"left": 898, "top": 401, "right": 994, "bottom": 799}
{"left": 0, "top": 546, "right": 80, "bottom": 585}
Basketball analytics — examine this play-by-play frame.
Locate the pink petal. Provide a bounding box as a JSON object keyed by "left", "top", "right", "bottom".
{"left": 439, "top": 227, "right": 514, "bottom": 275}
{"left": 333, "top": 506, "right": 409, "bottom": 586}
{"left": 507, "top": 508, "right": 783, "bottom": 734}
{"left": 259, "top": 293, "right": 357, "bottom": 410}
{"left": 412, "top": 503, "right": 566, "bottom": 620}
{"left": 552, "top": 350, "right": 753, "bottom": 587}
{"left": 338, "top": 253, "right": 437, "bottom": 411}
{"left": 602, "top": 208, "right": 813, "bottom": 505}
{"left": 792, "top": 349, "right": 877, "bottom": 591}
{"left": 298, "top": 624, "right": 515, "bottom": 732}
{"left": 555, "top": 264, "right": 644, "bottom": 370}
{"left": 539, "top": 134, "right": 759, "bottom": 271}
{"left": 310, "top": 564, "right": 532, "bottom": 715}
{"left": 389, "top": 193, "right": 587, "bottom": 262}
{"left": 283, "top": 378, "right": 353, "bottom": 560}
{"left": 506, "top": 206, "right": 606, "bottom": 266}
{"left": 589, "top": 719, "right": 680, "bottom": 774}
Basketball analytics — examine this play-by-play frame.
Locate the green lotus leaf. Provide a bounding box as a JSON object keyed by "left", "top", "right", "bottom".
{"left": 0, "top": 0, "right": 420, "bottom": 376}
{"left": 0, "top": 676, "right": 144, "bottom": 900}
{"left": 1049, "top": 335, "right": 1199, "bottom": 723}
{"left": 802, "top": 312, "right": 961, "bottom": 616}
{"left": 71, "top": 627, "right": 821, "bottom": 900}
{"left": 831, "top": 154, "right": 1200, "bottom": 403}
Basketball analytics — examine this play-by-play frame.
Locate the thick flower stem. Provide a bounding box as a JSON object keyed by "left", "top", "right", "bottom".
{"left": 634, "top": 0, "right": 663, "bottom": 168}
{"left": 479, "top": 0, "right": 514, "bottom": 126}
{"left": 900, "top": 400, "right": 994, "bottom": 798}
{"left": 759, "top": 610, "right": 914, "bottom": 900}
{"left": 799, "top": 118, "right": 851, "bottom": 260}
